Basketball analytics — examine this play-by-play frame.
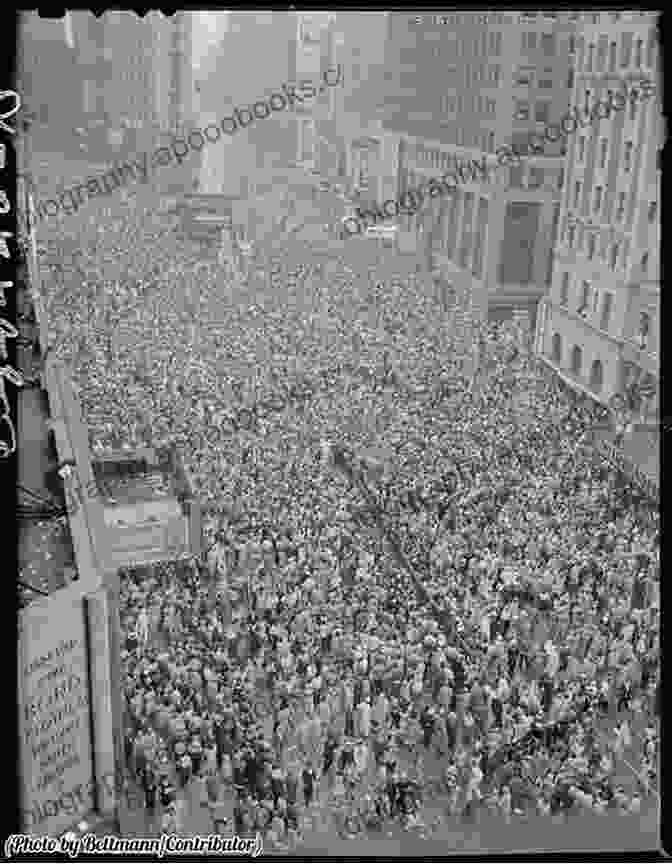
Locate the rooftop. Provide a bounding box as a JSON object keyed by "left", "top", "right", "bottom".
{"left": 91, "top": 444, "right": 192, "bottom": 509}
{"left": 95, "top": 468, "right": 174, "bottom": 507}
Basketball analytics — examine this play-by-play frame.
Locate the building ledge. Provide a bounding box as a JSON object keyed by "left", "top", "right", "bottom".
{"left": 546, "top": 299, "right": 626, "bottom": 348}
{"left": 537, "top": 354, "right": 609, "bottom": 407}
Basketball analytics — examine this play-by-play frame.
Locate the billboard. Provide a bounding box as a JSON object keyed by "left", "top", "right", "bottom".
{"left": 19, "top": 583, "right": 94, "bottom": 835}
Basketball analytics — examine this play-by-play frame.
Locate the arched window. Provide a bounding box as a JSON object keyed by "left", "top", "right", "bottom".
{"left": 590, "top": 358, "right": 603, "bottom": 392}
{"left": 552, "top": 332, "right": 562, "bottom": 365}
{"left": 571, "top": 345, "right": 583, "bottom": 375}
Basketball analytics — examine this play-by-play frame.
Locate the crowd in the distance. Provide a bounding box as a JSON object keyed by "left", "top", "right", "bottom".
{"left": 36, "top": 173, "right": 659, "bottom": 845}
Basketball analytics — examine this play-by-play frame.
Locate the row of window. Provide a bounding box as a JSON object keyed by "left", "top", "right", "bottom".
{"left": 440, "top": 124, "right": 496, "bottom": 155}
{"left": 428, "top": 57, "right": 502, "bottom": 88}
{"left": 429, "top": 30, "right": 502, "bottom": 57}
{"left": 419, "top": 147, "right": 489, "bottom": 175}
{"left": 465, "top": 61, "right": 501, "bottom": 87}
{"left": 508, "top": 164, "right": 545, "bottom": 189}
{"left": 510, "top": 130, "right": 565, "bottom": 158}
{"left": 519, "top": 12, "right": 566, "bottom": 20}
{"left": 559, "top": 273, "right": 613, "bottom": 329}
{"left": 513, "top": 99, "right": 552, "bottom": 123}
{"left": 410, "top": 180, "right": 488, "bottom": 279}
{"left": 570, "top": 172, "right": 657, "bottom": 224}
{"left": 442, "top": 93, "right": 498, "bottom": 116}
{"left": 566, "top": 224, "right": 638, "bottom": 272}
{"left": 576, "top": 107, "right": 639, "bottom": 167}
{"left": 559, "top": 274, "right": 654, "bottom": 348}
{"left": 550, "top": 336, "right": 604, "bottom": 392}
{"left": 520, "top": 31, "right": 557, "bottom": 55}
{"left": 577, "top": 28, "right": 656, "bottom": 75}
{"left": 515, "top": 66, "right": 574, "bottom": 90}
{"left": 429, "top": 13, "right": 503, "bottom": 27}
{"left": 574, "top": 87, "right": 647, "bottom": 138}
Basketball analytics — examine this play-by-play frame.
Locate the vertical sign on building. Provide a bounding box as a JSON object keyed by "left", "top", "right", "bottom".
{"left": 19, "top": 583, "right": 95, "bottom": 835}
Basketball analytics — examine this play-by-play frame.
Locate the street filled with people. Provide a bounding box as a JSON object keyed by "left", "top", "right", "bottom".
{"left": 36, "top": 173, "right": 659, "bottom": 850}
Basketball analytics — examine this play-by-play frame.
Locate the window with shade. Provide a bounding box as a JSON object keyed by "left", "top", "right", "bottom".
{"left": 616, "top": 192, "right": 626, "bottom": 221}
{"left": 647, "top": 27, "right": 656, "bottom": 66}
{"left": 593, "top": 186, "right": 603, "bottom": 215}
{"left": 648, "top": 201, "right": 657, "bottom": 223}
{"left": 522, "top": 31, "right": 537, "bottom": 52}
{"left": 610, "top": 243, "right": 619, "bottom": 270}
{"left": 514, "top": 100, "right": 530, "bottom": 121}
{"left": 639, "top": 312, "right": 650, "bottom": 350}
{"left": 515, "top": 66, "right": 535, "bottom": 86}
{"left": 510, "top": 164, "right": 524, "bottom": 187}
{"left": 573, "top": 181, "right": 581, "bottom": 210}
{"left": 459, "top": 193, "right": 474, "bottom": 268}
{"left": 600, "top": 138, "right": 608, "bottom": 169}
{"left": 587, "top": 234, "right": 596, "bottom": 260}
{"left": 571, "top": 345, "right": 583, "bottom": 376}
{"left": 528, "top": 166, "right": 544, "bottom": 188}
{"left": 535, "top": 101, "right": 550, "bottom": 124}
{"left": 552, "top": 332, "right": 562, "bottom": 364}
{"left": 624, "top": 142, "right": 633, "bottom": 173}
{"left": 579, "top": 280, "right": 591, "bottom": 315}
{"left": 587, "top": 43, "right": 595, "bottom": 71}
{"left": 541, "top": 33, "right": 556, "bottom": 56}
{"left": 635, "top": 38, "right": 643, "bottom": 67}
{"left": 621, "top": 32, "right": 632, "bottom": 67}
{"left": 600, "top": 292, "right": 612, "bottom": 330}
{"left": 641, "top": 251, "right": 649, "bottom": 274}
{"left": 609, "top": 41, "right": 617, "bottom": 71}
{"left": 472, "top": 198, "right": 488, "bottom": 279}
{"left": 590, "top": 359, "right": 604, "bottom": 393}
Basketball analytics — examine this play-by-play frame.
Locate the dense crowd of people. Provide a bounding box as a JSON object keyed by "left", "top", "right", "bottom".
{"left": 36, "top": 172, "right": 659, "bottom": 846}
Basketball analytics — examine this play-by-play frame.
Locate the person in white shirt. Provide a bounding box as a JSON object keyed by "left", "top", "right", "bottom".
{"left": 465, "top": 756, "right": 483, "bottom": 809}
{"left": 353, "top": 739, "right": 369, "bottom": 779}
{"left": 358, "top": 698, "right": 371, "bottom": 739}
{"left": 137, "top": 609, "right": 149, "bottom": 647}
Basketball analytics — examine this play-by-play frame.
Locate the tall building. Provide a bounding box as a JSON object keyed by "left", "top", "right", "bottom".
{"left": 318, "top": 13, "right": 389, "bottom": 191}
{"left": 536, "top": 11, "right": 660, "bottom": 425}
{"left": 153, "top": 10, "right": 195, "bottom": 136}
{"left": 68, "top": 11, "right": 194, "bottom": 153}
{"left": 151, "top": 11, "right": 196, "bottom": 193}
{"left": 383, "top": 12, "right": 576, "bottom": 322}
{"left": 197, "top": 11, "right": 297, "bottom": 198}
{"left": 18, "top": 12, "right": 81, "bottom": 133}
{"left": 291, "top": 12, "right": 331, "bottom": 169}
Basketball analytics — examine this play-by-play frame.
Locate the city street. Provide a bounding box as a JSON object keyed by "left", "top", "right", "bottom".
{"left": 18, "top": 11, "right": 660, "bottom": 856}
